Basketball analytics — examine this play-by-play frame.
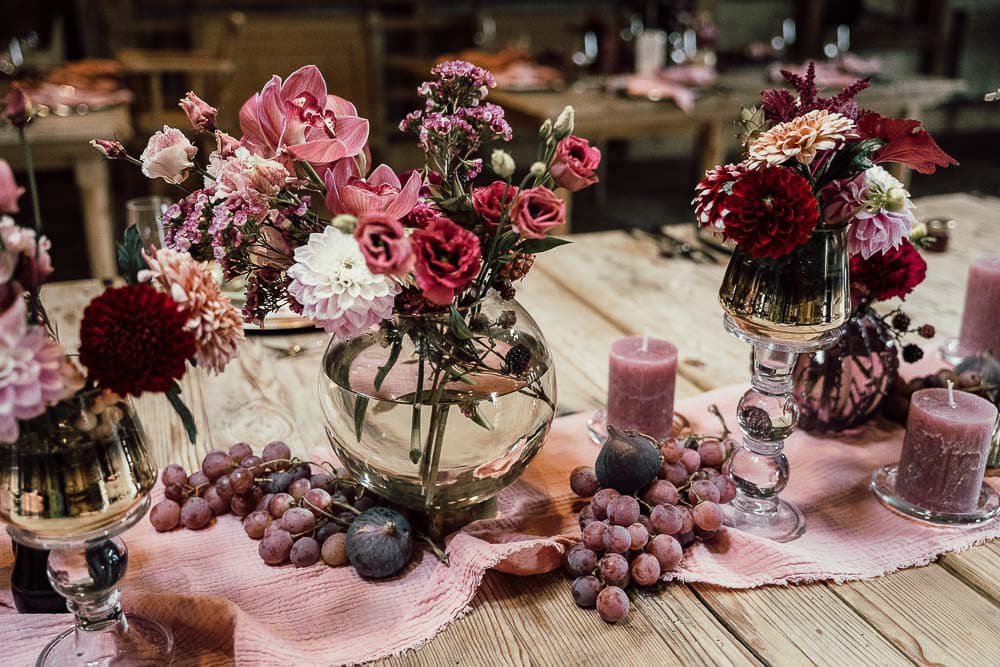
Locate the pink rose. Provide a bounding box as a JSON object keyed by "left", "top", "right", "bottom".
{"left": 354, "top": 212, "right": 415, "bottom": 276}
{"left": 510, "top": 186, "right": 565, "bottom": 239}
{"left": 411, "top": 217, "right": 481, "bottom": 305}
{"left": 550, "top": 135, "right": 601, "bottom": 192}
{"left": 0, "top": 160, "right": 24, "bottom": 213}
{"left": 140, "top": 126, "right": 197, "bottom": 184}
{"left": 473, "top": 181, "right": 518, "bottom": 233}
{"left": 208, "top": 147, "right": 289, "bottom": 199}
{"left": 179, "top": 91, "right": 218, "bottom": 131}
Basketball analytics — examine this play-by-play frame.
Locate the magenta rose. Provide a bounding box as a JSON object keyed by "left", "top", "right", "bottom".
{"left": 403, "top": 201, "right": 449, "bottom": 229}
{"left": 473, "top": 181, "right": 519, "bottom": 233}
{"left": 411, "top": 217, "right": 481, "bottom": 305}
{"left": 510, "top": 186, "right": 565, "bottom": 239}
{"left": 354, "top": 212, "right": 415, "bottom": 276}
{"left": 550, "top": 135, "right": 601, "bottom": 192}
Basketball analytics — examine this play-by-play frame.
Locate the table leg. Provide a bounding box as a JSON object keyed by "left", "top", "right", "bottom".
{"left": 73, "top": 155, "right": 118, "bottom": 279}
{"left": 694, "top": 120, "right": 725, "bottom": 185}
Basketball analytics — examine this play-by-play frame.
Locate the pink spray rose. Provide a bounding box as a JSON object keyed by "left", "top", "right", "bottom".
{"left": 411, "top": 217, "right": 482, "bottom": 305}
{"left": 510, "top": 186, "right": 566, "bottom": 239}
{"left": 179, "top": 91, "right": 218, "bottom": 131}
{"left": 354, "top": 212, "right": 415, "bottom": 276}
{"left": 550, "top": 135, "right": 601, "bottom": 192}
{"left": 140, "top": 126, "right": 197, "bottom": 184}
{"left": 207, "top": 146, "right": 289, "bottom": 200}
{"left": 0, "top": 216, "right": 53, "bottom": 289}
{"left": 473, "top": 181, "right": 518, "bottom": 233}
{"left": 0, "top": 159, "right": 24, "bottom": 213}
{"left": 324, "top": 159, "right": 421, "bottom": 220}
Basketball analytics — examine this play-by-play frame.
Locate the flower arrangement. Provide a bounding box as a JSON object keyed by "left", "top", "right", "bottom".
{"left": 694, "top": 62, "right": 957, "bottom": 261}
{"left": 0, "top": 89, "right": 241, "bottom": 443}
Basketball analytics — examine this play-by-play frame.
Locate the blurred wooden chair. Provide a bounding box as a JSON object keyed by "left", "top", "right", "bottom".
{"left": 116, "top": 11, "right": 246, "bottom": 136}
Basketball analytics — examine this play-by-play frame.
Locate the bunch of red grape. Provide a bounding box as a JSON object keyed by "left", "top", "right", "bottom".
{"left": 149, "top": 441, "right": 377, "bottom": 569}
{"left": 565, "top": 434, "right": 737, "bottom": 624}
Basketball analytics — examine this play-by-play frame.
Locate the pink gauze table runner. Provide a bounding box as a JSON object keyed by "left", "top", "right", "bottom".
{"left": 2, "top": 383, "right": 998, "bottom": 665}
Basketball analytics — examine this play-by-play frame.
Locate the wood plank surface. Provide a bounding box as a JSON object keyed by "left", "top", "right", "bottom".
{"left": 35, "top": 193, "right": 1000, "bottom": 666}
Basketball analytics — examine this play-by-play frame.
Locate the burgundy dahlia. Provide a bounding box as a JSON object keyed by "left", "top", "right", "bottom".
{"left": 692, "top": 163, "right": 745, "bottom": 232}
{"left": 723, "top": 166, "right": 819, "bottom": 260}
{"left": 849, "top": 239, "right": 927, "bottom": 303}
{"left": 79, "top": 284, "right": 196, "bottom": 396}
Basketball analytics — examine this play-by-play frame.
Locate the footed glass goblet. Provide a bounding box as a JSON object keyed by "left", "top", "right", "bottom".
{"left": 0, "top": 391, "right": 172, "bottom": 665}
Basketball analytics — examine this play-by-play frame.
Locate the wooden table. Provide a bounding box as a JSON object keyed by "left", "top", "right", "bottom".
{"left": 40, "top": 192, "right": 1000, "bottom": 665}
{"left": 0, "top": 107, "right": 133, "bottom": 279}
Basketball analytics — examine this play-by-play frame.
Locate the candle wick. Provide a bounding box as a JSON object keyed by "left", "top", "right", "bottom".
{"left": 947, "top": 379, "right": 957, "bottom": 408}
{"left": 641, "top": 335, "right": 648, "bottom": 353}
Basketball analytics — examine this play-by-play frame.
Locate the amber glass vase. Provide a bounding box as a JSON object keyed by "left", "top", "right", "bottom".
{"left": 719, "top": 227, "right": 849, "bottom": 542}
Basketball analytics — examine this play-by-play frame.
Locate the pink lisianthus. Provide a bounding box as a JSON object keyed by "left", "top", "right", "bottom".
{"left": 239, "top": 65, "right": 369, "bottom": 165}
{"left": 179, "top": 92, "right": 218, "bottom": 132}
{"left": 510, "top": 186, "right": 565, "bottom": 239}
{"left": 324, "top": 159, "right": 421, "bottom": 220}
{"left": 550, "top": 135, "right": 601, "bottom": 192}
{"left": 0, "top": 216, "right": 53, "bottom": 289}
{"left": 140, "top": 126, "right": 197, "bottom": 184}
{"left": 411, "top": 217, "right": 481, "bottom": 305}
{"left": 472, "top": 181, "right": 518, "bottom": 233}
{"left": 0, "top": 160, "right": 24, "bottom": 213}
{"left": 354, "top": 212, "right": 415, "bottom": 276}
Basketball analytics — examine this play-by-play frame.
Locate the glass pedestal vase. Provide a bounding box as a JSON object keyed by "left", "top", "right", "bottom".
{"left": 719, "top": 227, "right": 850, "bottom": 542}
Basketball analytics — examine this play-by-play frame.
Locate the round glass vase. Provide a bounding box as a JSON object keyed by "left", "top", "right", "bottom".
{"left": 718, "top": 226, "right": 850, "bottom": 542}
{"left": 319, "top": 296, "right": 556, "bottom": 523}
{"left": 0, "top": 390, "right": 173, "bottom": 665}
{"left": 793, "top": 305, "right": 900, "bottom": 433}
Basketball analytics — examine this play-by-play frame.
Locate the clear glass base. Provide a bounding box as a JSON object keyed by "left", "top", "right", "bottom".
{"left": 723, "top": 495, "right": 806, "bottom": 542}
{"left": 871, "top": 464, "right": 1000, "bottom": 526}
{"left": 38, "top": 614, "right": 173, "bottom": 667}
{"left": 939, "top": 337, "right": 975, "bottom": 367}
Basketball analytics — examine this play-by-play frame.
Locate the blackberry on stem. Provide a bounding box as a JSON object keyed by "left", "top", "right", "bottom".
{"left": 505, "top": 344, "right": 532, "bottom": 375}
{"left": 902, "top": 344, "right": 924, "bottom": 363}
{"left": 891, "top": 312, "right": 911, "bottom": 332}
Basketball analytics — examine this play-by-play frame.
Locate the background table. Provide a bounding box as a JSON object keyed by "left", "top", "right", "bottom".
{"left": 37, "top": 192, "right": 1000, "bottom": 665}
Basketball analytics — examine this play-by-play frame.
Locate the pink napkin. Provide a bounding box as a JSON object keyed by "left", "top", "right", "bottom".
{"left": 2, "top": 385, "right": 997, "bottom": 665}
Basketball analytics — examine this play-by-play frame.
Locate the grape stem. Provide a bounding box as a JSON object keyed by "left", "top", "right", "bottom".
{"left": 417, "top": 534, "right": 449, "bottom": 565}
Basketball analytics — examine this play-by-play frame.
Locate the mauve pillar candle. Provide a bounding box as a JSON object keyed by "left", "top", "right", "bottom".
{"left": 897, "top": 388, "right": 998, "bottom": 514}
{"left": 957, "top": 255, "right": 1000, "bottom": 357}
{"left": 606, "top": 336, "right": 677, "bottom": 440}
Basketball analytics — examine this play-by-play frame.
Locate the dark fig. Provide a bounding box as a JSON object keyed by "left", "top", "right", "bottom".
{"left": 345, "top": 507, "right": 413, "bottom": 578}
{"left": 956, "top": 354, "right": 1000, "bottom": 401}
{"left": 595, "top": 426, "right": 662, "bottom": 494}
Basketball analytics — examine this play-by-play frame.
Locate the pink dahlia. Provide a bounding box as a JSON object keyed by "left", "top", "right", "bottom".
{"left": 141, "top": 248, "right": 243, "bottom": 374}
{"left": 845, "top": 166, "right": 915, "bottom": 259}
{"left": 323, "top": 159, "right": 421, "bottom": 220}
{"left": 287, "top": 226, "right": 397, "bottom": 339}
{"left": 821, "top": 172, "right": 867, "bottom": 226}
{"left": 0, "top": 298, "right": 71, "bottom": 443}
{"left": 692, "top": 163, "right": 745, "bottom": 233}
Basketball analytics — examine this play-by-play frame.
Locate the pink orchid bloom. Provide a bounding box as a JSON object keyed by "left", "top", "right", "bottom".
{"left": 238, "top": 65, "right": 369, "bottom": 166}
{"left": 323, "top": 159, "right": 421, "bottom": 220}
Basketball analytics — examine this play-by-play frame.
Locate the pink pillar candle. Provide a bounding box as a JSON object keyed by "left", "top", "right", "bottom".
{"left": 957, "top": 255, "right": 1000, "bottom": 357}
{"left": 897, "top": 388, "right": 998, "bottom": 514}
{"left": 606, "top": 336, "right": 677, "bottom": 440}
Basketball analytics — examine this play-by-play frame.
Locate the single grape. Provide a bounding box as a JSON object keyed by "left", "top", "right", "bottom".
{"left": 716, "top": 477, "right": 737, "bottom": 504}
{"left": 678, "top": 506, "right": 695, "bottom": 534}
{"left": 164, "top": 483, "right": 186, "bottom": 503}
{"left": 582, "top": 520, "right": 608, "bottom": 551}
{"left": 627, "top": 523, "right": 649, "bottom": 551}
{"left": 680, "top": 448, "right": 701, "bottom": 474}
{"left": 181, "top": 497, "right": 212, "bottom": 530}
{"left": 578, "top": 504, "right": 597, "bottom": 530}
{"left": 161, "top": 463, "right": 187, "bottom": 487}
{"left": 602, "top": 525, "right": 631, "bottom": 554}
{"left": 288, "top": 463, "right": 311, "bottom": 481}
{"left": 202, "top": 450, "right": 234, "bottom": 481}
{"left": 646, "top": 534, "right": 683, "bottom": 571}
{"left": 257, "top": 493, "right": 274, "bottom": 512}
{"left": 569, "top": 466, "right": 600, "bottom": 497}
{"left": 650, "top": 503, "right": 684, "bottom": 535}
{"left": 642, "top": 480, "right": 679, "bottom": 506}
{"left": 697, "top": 438, "right": 726, "bottom": 467}
{"left": 187, "top": 471, "right": 210, "bottom": 495}
{"left": 630, "top": 552, "right": 662, "bottom": 586}
{"left": 598, "top": 553, "right": 629, "bottom": 587}
{"left": 571, "top": 575, "right": 602, "bottom": 608}
{"left": 267, "top": 471, "right": 293, "bottom": 494}
{"left": 310, "top": 472, "right": 333, "bottom": 491}
{"left": 353, "top": 495, "right": 376, "bottom": 512}
{"left": 564, "top": 545, "right": 598, "bottom": 577}
{"left": 315, "top": 521, "right": 342, "bottom": 546}
{"left": 596, "top": 586, "right": 629, "bottom": 623}
{"left": 282, "top": 507, "right": 317, "bottom": 535}
{"left": 660, "top": 438, "right": 683, "bottom": 463}
{"left": 288, "top": 478, "right": 311, "bottom": 501}
{"left": 258, "top": 530, "right": 294, "bottom": 565}
{"left": 213, "top": 474, "right": 234, "bottom": 502}
{"left": 321, "top": 533, "right": 349, "bottom": 567}
{"left": 290, "top": 537, "right": 321, "bottom": 568}
{"left": 676, "top": 530, "right": 695, "bottom": 548}
{"left": 693, "top": 501, "right": 724, "bottom": 531}
{"left": 303, "top": 488, "right": 333, "bottom": 517}
{"left": 689, "top": 480, "right": 720, "bottom": 504}
{"left": 636, "top": 514, "right": 653, "bottom": 534}
{"left": 959, "top": 370, "right": 983, "bottom": 389}
{"left": 261, "top": 441, "right": 291, "bottom": 469}
{"left": 659, "top": 461, "right": 687, "bottom": 485}
{"left": 336, "top": 510, "right": 356, "bottom": 527}
{"left": 606, "top": 495, "right": 640, "bottom": 527}
{"left": 150, "top": 499, "right": 181, "bottom": 532}
{"left": 243, "top": 510, "right": 271, "bottom": 539}
{"left": 590, "top": 488, "right": 620, "bottom": 520}
{"left": 241, "top": 455, "right": 263, "bottom": 471}
{"left": 231, "top": 486, "right": 263, "bottom": 517}
{"left": 268, "top": 493, "right": 296, "bottom": 519}
{"left": 228, "top": 442, "right": 253, "bottom": 463}
{"left": 229, "top": 467, "right": 254, "bottom": 495}
{"left": 203, "top": 485, "right": 230, "bottom": 516}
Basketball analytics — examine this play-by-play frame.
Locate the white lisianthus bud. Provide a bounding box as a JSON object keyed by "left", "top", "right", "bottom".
{"left": 539, "top": 118, "right": 553, "bottom": 138}
{"left": 529, "top": 161, "right": 547, "bottom": 177}
{"left": 330, "top": 214, "right": 358, "bottom": 233}
{"left": 910, "top": 222, "right": 928, "bottom": 241}
{"left": 490, "top": 149, "right": 516, "bottom": 179}
{"left": 885, "top": 186, "right": 908, "bottom": 212}
{"left": 553, "top": 106, "right": 575, "bottom": 138}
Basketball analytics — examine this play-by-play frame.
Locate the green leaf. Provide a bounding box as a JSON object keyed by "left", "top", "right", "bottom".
{"left": 374, "top": 340, "right": 402, "bottom": 391}
{"left": 518, "top": 236, "right": 572, "bottom": 254}
{"left": 353, "top": 395, "right": 369, "bottom": 442}
{"left": 116, "top": 225, "right": 147, "bottom": 284}
{"left": 449, "top": 306, "right": 474, "bottom": 340}
{"left": 816, "top": 138, "right": 887, "bottom": 189}
{"left": 165, "top": 381, "right": 197, "bottom": 444}
{"left": 470, "top": 407, "right": 492, "bottom": 431}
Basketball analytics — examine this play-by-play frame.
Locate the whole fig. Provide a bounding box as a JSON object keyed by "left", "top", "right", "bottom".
{"left": 595, "top": 426, "right": 662, "bottom": 494}
{"left": 345, "top": 507, "right": 413, "bottom": 578}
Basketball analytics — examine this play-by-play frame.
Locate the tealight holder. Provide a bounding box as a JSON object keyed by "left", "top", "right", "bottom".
{"left": 587, "top": 409, "right": 689, "bottom": 445}
{"left": 871, "top": 464, "right": 1000, "bottom": 526}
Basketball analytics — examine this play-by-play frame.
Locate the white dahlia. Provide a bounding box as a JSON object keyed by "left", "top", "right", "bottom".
{"left": 287, "top": 226, "right": 398, "bottom": 339}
